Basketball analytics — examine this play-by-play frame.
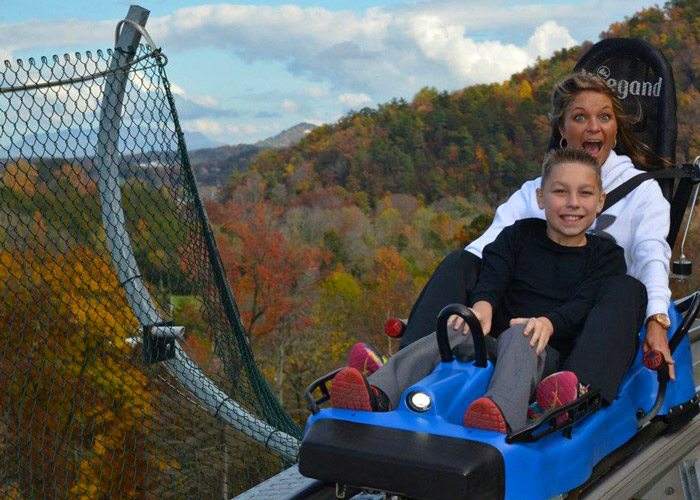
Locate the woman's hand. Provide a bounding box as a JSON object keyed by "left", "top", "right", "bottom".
{"left": 510, "top": 316, "right": 554, "bottom": 355}
{"left": 643, "top": 322, "right": 675, "bottom": 381}
{"left": 448, "top": 301, "right": 492, "bottom": 336}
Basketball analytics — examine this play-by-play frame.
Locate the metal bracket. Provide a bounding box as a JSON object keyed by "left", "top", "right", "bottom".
{"left": 680, "top": 459, "right": 700, "bottom": 500}
{"left": 143, "top": 322, "right": 185, "bottom": 364}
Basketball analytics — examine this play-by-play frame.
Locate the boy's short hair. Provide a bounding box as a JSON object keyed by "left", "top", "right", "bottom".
{"left": 541, "top": 148, "right": 602, "bottom": 190}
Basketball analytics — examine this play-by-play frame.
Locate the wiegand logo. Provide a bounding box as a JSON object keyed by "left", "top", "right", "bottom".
{"left": 585, "top": 66, "right": 663, "bottom": 100}
{"left": 596, "top": 66, "right": 611, "bottom": 79}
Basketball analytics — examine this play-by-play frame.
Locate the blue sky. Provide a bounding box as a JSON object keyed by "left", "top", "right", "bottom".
{"left": 1, "top": 1, "right": 663, "bottom": 147}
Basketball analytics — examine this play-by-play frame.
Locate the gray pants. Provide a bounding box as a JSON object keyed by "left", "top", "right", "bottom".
{"left": 369, "top": 324, "right": 561, "bottom": 431}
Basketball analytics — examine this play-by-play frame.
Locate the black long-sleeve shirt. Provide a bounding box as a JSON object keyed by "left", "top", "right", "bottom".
{"left": 470, "top": 218, "right": 626, "bottom": 357}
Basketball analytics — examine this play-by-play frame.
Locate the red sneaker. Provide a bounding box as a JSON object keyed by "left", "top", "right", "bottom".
{"left": 331, "top": 367, "right": 379, "bottom": 411}
{"left": 348, "top": 342, "right": 385, "bottom": 377}
{"left": 463, "top": 397, "right": 508, "bottom": 434}
{"left": 536, "top": 371, "right": 579, "bottom": 425}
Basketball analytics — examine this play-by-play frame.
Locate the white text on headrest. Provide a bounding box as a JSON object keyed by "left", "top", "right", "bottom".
{"left": 592, "top": 66, "right": 662, "bottom": 99}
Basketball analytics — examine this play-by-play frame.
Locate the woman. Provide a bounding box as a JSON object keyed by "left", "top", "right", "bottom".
{"left": 397, "top": 72, "right": 674, "bottom": 404}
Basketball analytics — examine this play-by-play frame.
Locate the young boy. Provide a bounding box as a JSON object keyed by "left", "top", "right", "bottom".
{"left": 330, "top": 148, "right": 633, "bottom": 433}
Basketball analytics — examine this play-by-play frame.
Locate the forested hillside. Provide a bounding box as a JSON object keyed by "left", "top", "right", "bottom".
{"left": 4, "top": 2, "right": 698, "bottom": 433}
{"left": 204, "top": 0, "right": 700, "bottom": 423}
{"left": 237, "top": 1, "right": 700, "bottom": 206}
{"left": 2, "top": 4, "right": 698, "bottom": 497}
{"left": 188, "top": 123, "right": 317, "bottom": 189}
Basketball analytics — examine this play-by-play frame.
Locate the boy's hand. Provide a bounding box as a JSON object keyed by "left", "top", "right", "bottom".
{"left": 447, "top": 314, "right": 466, "bottom": 333}
{"left": 510, "top": 316, "right": 554, "bottom": 355}
{"left": 448, "top": 301, "right": 492, "bottom": 336}
{"left": 471, "top": 301, "right": 492, "bottom": 335}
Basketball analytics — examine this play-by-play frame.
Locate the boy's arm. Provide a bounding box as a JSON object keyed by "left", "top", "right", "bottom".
{"left": 469, "top": 222, "right": 521, "bottom": 311}
{"left": 545, "top": 241, "right": 627, "bottom": 341}
{"left": 451, "top": 223, "right": 521, "bottom": 336}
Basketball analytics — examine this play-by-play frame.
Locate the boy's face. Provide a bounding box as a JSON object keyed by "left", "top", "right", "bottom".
{"left": 536, "top": 161, "right": 606, "bottom": 247}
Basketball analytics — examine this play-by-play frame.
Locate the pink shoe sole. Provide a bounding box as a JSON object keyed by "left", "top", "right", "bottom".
{"left": 348, "top": 342, "right": 384, "bottom": 376}
{"left": 330, "top": 367, "right": 375, "bottom": 411}
{"left": 536, "top": 371, "right": 579, "bottom": 425}
{"left": 463, "top": 397, "right": 508, "bottom": 434}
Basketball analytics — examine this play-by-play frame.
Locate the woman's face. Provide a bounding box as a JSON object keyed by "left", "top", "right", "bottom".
{"left": 559, "top": 90, "right": 618, "bottom": 166}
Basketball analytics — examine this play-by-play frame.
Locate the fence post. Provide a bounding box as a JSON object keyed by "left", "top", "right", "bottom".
{"left": 95, "top": 5, "right": 161, "bottom": 325}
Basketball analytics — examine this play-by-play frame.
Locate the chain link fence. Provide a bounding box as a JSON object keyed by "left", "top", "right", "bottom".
{"left": 0, "top": 41, "right": 300, "bottom": 499}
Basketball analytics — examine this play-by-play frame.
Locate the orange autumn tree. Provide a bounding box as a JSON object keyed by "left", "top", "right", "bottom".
{"left": 213, "top": 199, "right": 328, "bottom": 342}
{"left": 360, "top": 247, "right": 417, "bottom": 348}
{"left": 0, "top": 248, "right": 160, "bottom": 499}
{"left": 210, "top": 198, "right": 331, "bottom": 415}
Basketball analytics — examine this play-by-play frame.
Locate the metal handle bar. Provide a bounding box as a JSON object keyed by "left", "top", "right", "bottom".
{"left": 436, "top": 304, "right": 487, "bottom": 367}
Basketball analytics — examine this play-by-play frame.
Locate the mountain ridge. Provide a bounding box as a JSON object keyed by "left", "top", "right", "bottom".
{"left": 188, "top": 122, "right": 317, "bottom": 187}
{"left": 224, "top": 1, "right": 700, "bottom": 207}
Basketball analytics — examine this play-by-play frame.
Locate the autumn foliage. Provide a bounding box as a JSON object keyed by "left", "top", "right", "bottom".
{"left": 0, "top": 249, "right": 160, "bottom": 498}
{"left": 201, "top": 0, "right": 700, "bottom": 422}
{"left": 3, "top": 2, "right": 700, "bottom": 496}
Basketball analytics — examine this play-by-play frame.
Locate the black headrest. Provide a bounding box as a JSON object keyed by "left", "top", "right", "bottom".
{"left": 548, "top": 38, "right": 677, "bottom": 168}
{"left": 577, "top": 38, "right": 677, "bottom": 166}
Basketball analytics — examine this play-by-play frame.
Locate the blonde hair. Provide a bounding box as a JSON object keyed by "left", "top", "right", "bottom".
{"left": 550, "top": 72, "right": 667, "bottom": 171}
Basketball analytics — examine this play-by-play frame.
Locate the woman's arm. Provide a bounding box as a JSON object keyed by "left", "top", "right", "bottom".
{"left": 627, "top": 180, "right": 674, "bottom": 379}
{"left": 628, "top": 180, "right": 672, "bottom": 318}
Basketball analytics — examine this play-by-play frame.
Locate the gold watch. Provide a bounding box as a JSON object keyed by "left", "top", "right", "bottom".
{"left": 646, "top": 313, "right": 671, "bottom": 330}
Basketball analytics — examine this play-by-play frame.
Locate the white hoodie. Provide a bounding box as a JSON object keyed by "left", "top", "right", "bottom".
{"left": 466, "top": 150, "right": 671, "bottom": 319}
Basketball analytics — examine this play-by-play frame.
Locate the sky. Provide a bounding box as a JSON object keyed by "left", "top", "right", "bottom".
{"left": 0, "top": 0, "right": 664, "bottom": 147}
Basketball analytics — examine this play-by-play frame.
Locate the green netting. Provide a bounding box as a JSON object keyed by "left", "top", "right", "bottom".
{"left": 0, "top": 43, "right": 300, "bottom": 499}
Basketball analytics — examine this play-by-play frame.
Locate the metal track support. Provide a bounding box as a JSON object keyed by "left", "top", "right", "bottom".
{"left": 94, "top": 4, "right": 299, "bottom": 461}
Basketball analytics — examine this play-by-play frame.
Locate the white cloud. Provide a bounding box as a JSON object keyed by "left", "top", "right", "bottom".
{"left": 192, "top": 94, "right": 220, "bottom": 108}
{"left": 527, "top": 20, "right": 577, "bottom": 59}
{"left": 337, "top": 93, "right": 372, "bottom": 108}
{"left": 0, "top": 0, "right": 658, "bottom": 144}
{"left": 169, "top": 82, "right": 220, "bottom": 108}
{"left": 139, "top": 2, "right": 589, "bottom": 99}
{"left": 300, "top": 86, "right": 329, "bottom": 98}
{"left": 281, "top": 99, "right": 299, "bottom": 112}
{"left": 0, "top": 19, "right": 112, "bottom": 61}
{"left": 0, "top": 48, "right": 12, "bottom": 63}
{"left": 167, "top": 81, "right": 236, "bottom": 121}
{"left": 243, "top": 124, "right": 261, "bottom": 134}
{"left": 0, "top": 2, "right": 652, "bottom": 99}
{"left": 182, "top": 118, "right": 223, "bottom": 136}
{"left": 169, "top": 82, "right": 186, "bottom": 96}
{"left": 226, "top": 123, "right": 242, "bottom": 134}
{"left": 404, "top": 15, "right": 532, "bottom": 83}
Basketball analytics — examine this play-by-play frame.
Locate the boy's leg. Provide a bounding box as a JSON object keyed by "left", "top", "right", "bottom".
{"left": 562, "top": 275, "right": 647, "bottom": 403}
{"left": 400, "top": 250, "right": 482, "bottom": 349}
{"left": 370, "top": 328, "right": 478, "bottom": 408}
{"left": 483, "top": 325, "right": 561, "bottom": 431}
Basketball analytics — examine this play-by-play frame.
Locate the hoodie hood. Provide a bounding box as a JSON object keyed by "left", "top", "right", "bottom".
{"left": 601, "top": 150, "right": 639, "bottom": 191}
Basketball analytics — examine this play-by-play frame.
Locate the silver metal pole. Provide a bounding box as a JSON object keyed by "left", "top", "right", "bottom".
{"left": 94, "top": 5, "right": 299, "bottom": 460}
{"left": 95, "top": 5, "right": 161, "bottom": 325}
